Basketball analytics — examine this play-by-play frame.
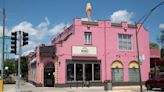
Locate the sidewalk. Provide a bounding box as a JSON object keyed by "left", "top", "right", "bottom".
{"left": 3, "top": 81, "right": 150, "bottom": 92}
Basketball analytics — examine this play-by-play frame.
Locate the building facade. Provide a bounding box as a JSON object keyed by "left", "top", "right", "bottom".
{"left": 28, "top": 18, "right": 150, "bottom": 87}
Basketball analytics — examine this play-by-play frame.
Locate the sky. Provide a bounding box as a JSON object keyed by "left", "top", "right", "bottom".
{"left": 0, "top": 0, "right": 164, "bottom": 60}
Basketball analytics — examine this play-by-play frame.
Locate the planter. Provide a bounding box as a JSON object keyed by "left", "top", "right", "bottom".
{"left": 104, "top": 80, "right": 112, "bottom": 91}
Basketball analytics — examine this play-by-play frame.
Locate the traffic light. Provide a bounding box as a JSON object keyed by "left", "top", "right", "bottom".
{"left": 23, "top": 32, "right": 28, "bottom": 46}
{"left": 11, "top": 32, "right": 17, "bottom": 54}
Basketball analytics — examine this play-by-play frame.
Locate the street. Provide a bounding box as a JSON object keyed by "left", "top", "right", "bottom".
{"left": 3, "top": 81, "right": 163, "bottom": 92}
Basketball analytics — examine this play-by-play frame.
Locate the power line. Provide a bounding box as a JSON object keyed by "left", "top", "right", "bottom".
{"left": 137, "top": 1, "right": 164, "bottom": 32}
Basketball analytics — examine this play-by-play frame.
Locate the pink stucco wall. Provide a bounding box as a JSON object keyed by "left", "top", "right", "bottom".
{"left": 52, "top": 18, "right": 150, "bottom": 84}
{"left": 29, "top": 18, "right": 150, "bottom": 85}
{"left": 28, "top": 46, "right": 55, "bottom": 86}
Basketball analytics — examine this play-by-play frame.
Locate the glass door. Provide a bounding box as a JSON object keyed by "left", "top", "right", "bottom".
{"left": 85, "top": 64, "right": 92, "bottom": 81}
{"left": 76, "top": 64, "right": 83, "bottom": 81}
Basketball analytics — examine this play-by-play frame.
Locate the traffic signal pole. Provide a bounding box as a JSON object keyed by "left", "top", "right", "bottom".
{"left": 16, "top": 31, "right": 22, "bottom": 92}
{"left": 18, "top": 31, "right": 21, "bottom": 89}
{"left": 11, "top": 31, "right": 28, "bottom": 92}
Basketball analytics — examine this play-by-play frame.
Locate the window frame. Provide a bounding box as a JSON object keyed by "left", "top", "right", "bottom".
{"left": 118, "top": 34, "right": 133, "bottom": 51}
{"left": 84, "top": 32, "right": 92, "bottom": 45}
{"left": 66, "top": 61, "right": 101, "bottom": 83}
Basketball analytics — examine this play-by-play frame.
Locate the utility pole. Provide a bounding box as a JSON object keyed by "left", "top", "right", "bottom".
{"left": 135, "top": 22, "right": 143, "bottom": 92}
{"left": 5, "top": 44, "right": 9, "bottom": 59}
{"left": 1, "top": 8, "right": 6, "bottom": 91}
{"left": 135, "top": 1, "right": 164, "bottom": 92}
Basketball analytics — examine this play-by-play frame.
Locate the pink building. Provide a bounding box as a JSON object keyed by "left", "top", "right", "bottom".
{"left": 28, "top": 18, "right": 150, "bottom": 87}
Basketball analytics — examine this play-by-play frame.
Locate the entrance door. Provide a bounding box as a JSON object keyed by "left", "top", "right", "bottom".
{"left": 85, "top": 64, "right": 92, "bottom": 81}
{"left": 76, "top": 64, "right": 83, "bottom": 81}
{"left": 44, "top": 62, "right": 55, "bottom": 87}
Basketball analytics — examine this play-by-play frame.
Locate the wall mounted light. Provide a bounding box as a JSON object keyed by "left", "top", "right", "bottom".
{"left": 124, "top": 27, "right": 127, "bottom": 32}
{"left": 87, "top": 25, "right": 90, "bottom": 30}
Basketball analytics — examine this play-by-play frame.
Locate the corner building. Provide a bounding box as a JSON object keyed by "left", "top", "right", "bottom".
{"left": 28, "top": 18, "right": 150, "bottom": 87}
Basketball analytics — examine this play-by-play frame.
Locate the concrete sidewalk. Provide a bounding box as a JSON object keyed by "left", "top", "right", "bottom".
{"left": 3, "top": 81, "right": 158, "bottom": 92}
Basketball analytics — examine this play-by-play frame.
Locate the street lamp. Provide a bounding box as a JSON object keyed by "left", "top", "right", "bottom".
{"left": 5, "top": 66, "right": 8, "bottom": 77}
{"left": 135, "top": 1, "right": 164, "bottom": 92}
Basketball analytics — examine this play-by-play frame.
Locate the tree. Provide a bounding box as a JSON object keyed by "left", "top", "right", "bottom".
{"left": 158, "top": 30, "right": 164, "bottom": 46}
{"left": 3, "top": 56, "right": 29, "bottom": 81}
{"left": 157, "top": 30, "right": 164, "bottom": 58}
{"left": 4, "top": 58, "right": 18, "bottom": 75}
{"left": 21, "top": 56, "right": 29, "bottom": 81}
{"left": 150, "top": 42, "right": 159, "bottom": 49}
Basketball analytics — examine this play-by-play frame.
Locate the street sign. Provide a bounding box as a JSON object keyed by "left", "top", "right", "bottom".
{"left": 139, "top": 54, "right": 145, "bottom": 64}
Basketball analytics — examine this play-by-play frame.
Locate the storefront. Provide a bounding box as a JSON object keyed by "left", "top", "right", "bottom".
{"left": 28, "top": 18, "right": 150, "bottom": 87}
{"left": 66, "top": 60, "right": 101, "bottom": 82}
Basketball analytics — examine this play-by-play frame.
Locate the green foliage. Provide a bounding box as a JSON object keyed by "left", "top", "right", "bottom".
{"left": 161, "top": 47, "right": 164, "bottom": 58}
{"left": 158, "top": 30, "right": 164, "bottom": 46}
{"left": 159, "top": 66, "right": 164, "bottom": 72}
{"left": 4, "top": 56, "right": 29, "bottom": 81}
{"left": 21, "top": 56, "right": 28, "bottom": 81}
{"left": 150, "top": 42, "right": 159, "bottom": 49}
{"left": 4, "top": 59, "right": 18, "bottom": 75}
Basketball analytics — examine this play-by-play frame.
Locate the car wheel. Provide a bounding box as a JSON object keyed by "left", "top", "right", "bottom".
{"left": 147, "top": 84, "right": 152, "bottom": 90}
{"left": 162, "top": 88, "right": 164, "bottom": 91}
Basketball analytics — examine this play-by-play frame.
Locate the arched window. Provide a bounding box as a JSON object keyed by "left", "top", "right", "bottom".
{"left": 111, "top": 60, "right": 124, "bottom": 82}
{"left": 128, "top": 61, "right": 139, "bottom": 82}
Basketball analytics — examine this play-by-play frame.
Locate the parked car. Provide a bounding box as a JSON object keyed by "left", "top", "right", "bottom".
{"left": 145, "top": 72, "right": 164, "bottom": 91}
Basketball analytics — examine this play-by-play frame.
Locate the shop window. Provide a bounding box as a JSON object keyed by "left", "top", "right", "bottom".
{"left": 118, "top": 34, "right": 132, "bottom": 50}
{"left": 67, "top": 64, "right": 74, "bottom": 81}
{"left": 94, "top": 64, "right": 100, "bottom": 80}
{"left": 66, "top": 62, "right": 101, "bottom": 82}
{"left": 84, "top": 32, "right": 92, "bottom": 44}
{"left": 85, "top": 64, "right": 92, "bottom": 81}
{"left": 76, "top": 64, "right": 83, "bottom": 81}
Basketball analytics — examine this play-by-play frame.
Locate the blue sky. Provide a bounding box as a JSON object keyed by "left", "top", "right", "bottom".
{"left": 0, "top": 0, "right": 164, "bottom": 58}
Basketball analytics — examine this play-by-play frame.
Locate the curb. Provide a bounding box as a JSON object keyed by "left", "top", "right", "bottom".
{"left": 107, "top": 90, "right": 133, "bottom": 92}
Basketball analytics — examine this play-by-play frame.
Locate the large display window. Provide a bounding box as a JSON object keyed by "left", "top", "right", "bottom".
{"left": 66, "top": 61, "right": 101, "bottom": 82}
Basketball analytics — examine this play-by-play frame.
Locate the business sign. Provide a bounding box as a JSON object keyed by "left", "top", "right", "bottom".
{"left": 72, "top": 46, "right": 97, "bottom": 56}
{"left": 40, "top": 46, "right": 55, "bottom": 57}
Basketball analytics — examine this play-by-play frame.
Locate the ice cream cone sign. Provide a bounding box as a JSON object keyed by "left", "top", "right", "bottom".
{"left": 86, "top": 2, "right": 92, "bottom": 21}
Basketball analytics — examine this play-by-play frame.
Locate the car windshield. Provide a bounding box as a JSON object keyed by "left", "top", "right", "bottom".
{"left": 159, "top": 72, "right": 164, "bottom": 78}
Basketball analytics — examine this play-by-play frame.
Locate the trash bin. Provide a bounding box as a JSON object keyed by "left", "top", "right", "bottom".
{"left": 104, "top": 80, "right": 112, "bottom": 91}
{"left": 0, "top": 79, "right": 3, "bottom": 92}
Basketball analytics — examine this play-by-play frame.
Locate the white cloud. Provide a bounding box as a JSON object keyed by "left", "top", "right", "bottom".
{"left": 0, "top": 17, "right": 68, "bottom": 56}
{"left": 110, "top": 10, "right": 133, "bottom": 24}
{"left": 11, "top": 21, "right": 38, "bottom": 39}
{"left": 0, "top": 53, "right": 1, "bottom": 61}
{"left": 159, "top": 24, "right": 164, "bottom": 29}
{"left": 0, "top": 26, "right": 2, "bottom": 35}
{"left": 49, "top": 23, "right": 66, "bottom": 36}
{"left": 0, "top": 26, "right": 10, "bottom": 36}
{"left": 22, "top": 49, "right": 35, "bottom": 56}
